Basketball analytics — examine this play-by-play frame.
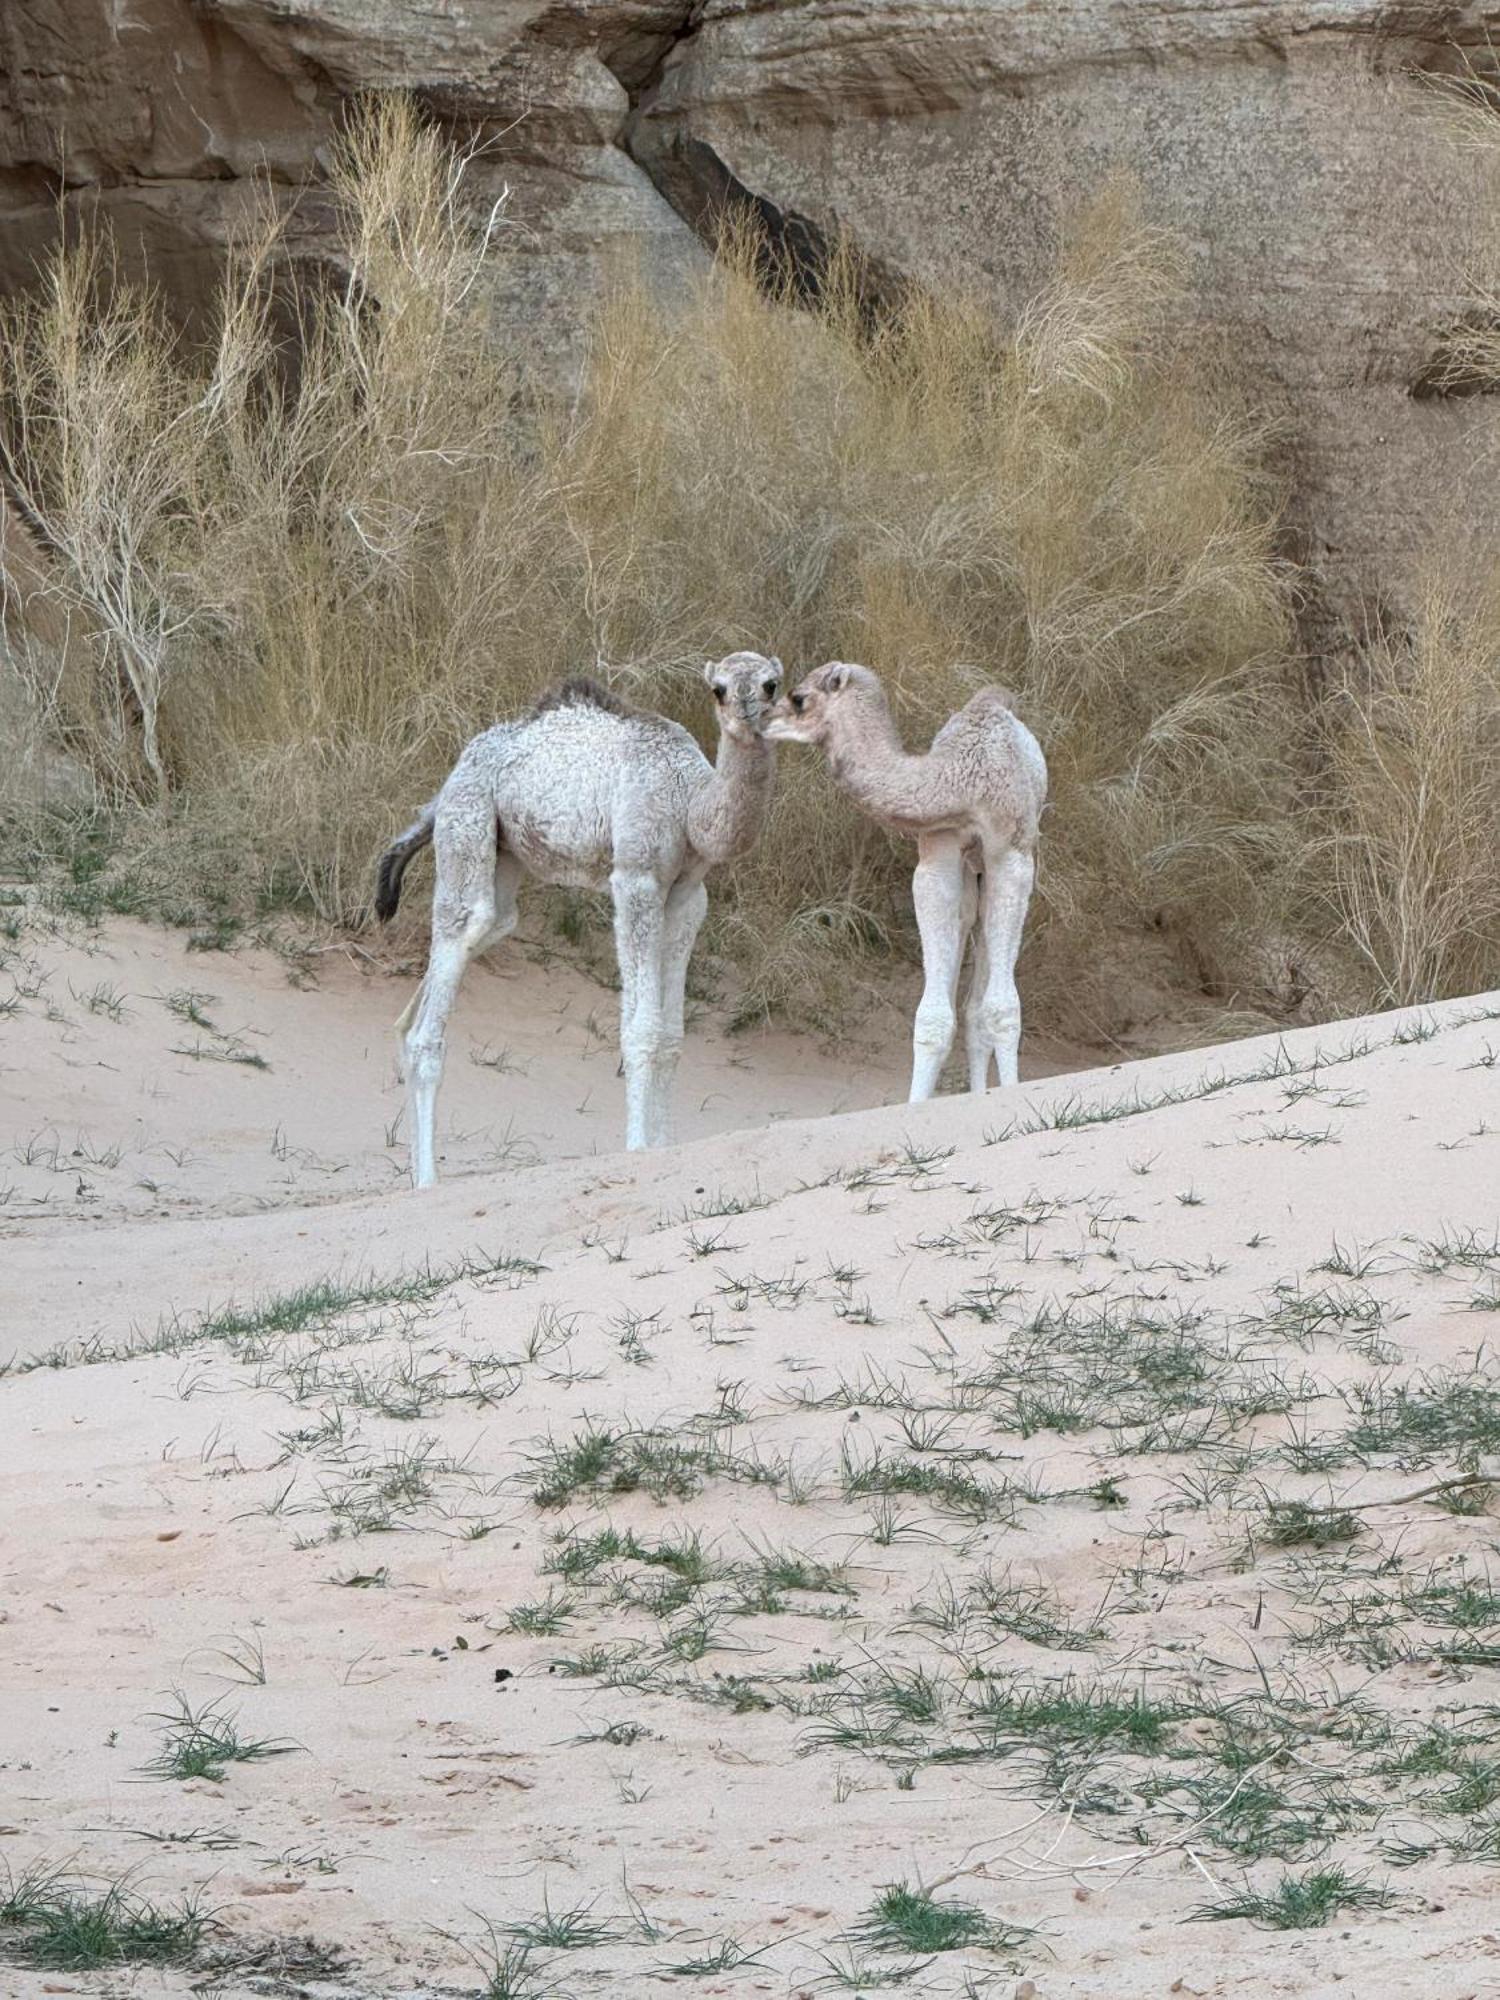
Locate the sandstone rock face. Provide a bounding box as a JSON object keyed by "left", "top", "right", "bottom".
{"left": 0, "top": 1, "right": 704, "bottom": 356}
{"left": 3, "top": 0, "right": 1497, "bottom": 647}
{"left": 629, "top": 1, "right": 1500, "bottom": 646}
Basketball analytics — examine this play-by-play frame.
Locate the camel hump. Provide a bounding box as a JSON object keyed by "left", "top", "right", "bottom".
{"left": 968, "top": 680, "right": 1019, "bottom": 714}
{"left": 530, "top": 676, "right": 632, "bottom": 720}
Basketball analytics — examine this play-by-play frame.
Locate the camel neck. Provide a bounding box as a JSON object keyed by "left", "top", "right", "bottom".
{"left": 688, "top": 728, "right": 775, "bottom": 865}
{"left": 826, "top": 704, "right": 939, "bottom": 822}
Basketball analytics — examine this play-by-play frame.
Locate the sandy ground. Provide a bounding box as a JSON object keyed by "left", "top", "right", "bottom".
{"left": 4, "top": 915, "right": 1500, "bottom": 1998}
{"left": 0, "top": 913, "right": 936, "bottom": 1232}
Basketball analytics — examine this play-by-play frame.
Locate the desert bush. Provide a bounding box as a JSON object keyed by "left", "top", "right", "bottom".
{"left": 0, "top": 97, "right": 1296, "bottom": 1039}
{"left": 1304, "top": 72, "right": 1500, "bottom": 1015}
{"left": 1311, "top": 562, "right": 1500, "bottom": 1011}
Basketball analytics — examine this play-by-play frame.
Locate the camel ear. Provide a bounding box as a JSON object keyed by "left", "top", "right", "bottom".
{"left": 702, "top": 660, "right": 717, "bottom": 684}
{"left": 823, "top": 664, "right": 849, "bottom": 693}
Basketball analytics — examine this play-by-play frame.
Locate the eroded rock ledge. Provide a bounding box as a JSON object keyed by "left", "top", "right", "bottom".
{"left": 4, "top": 0, "right": 1499, "bottom": 647}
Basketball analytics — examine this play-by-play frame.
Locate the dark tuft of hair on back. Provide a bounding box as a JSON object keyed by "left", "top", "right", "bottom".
{"left": 531, "top": 676, "right": 631, "bottom": 719}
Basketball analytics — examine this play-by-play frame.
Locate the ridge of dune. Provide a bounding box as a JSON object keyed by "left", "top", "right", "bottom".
{"left": 5, "top": 980, "right": 1495, "bottom": 1362}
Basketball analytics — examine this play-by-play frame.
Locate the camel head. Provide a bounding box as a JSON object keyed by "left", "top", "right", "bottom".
{"left": 704, "top": 651, "right": 784, "bottom": 744}
{"left": 765, "top": 660, "right": 882, "bottom": 746}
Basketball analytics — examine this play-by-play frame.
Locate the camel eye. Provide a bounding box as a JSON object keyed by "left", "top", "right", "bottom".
{"left": 712, "top": 684, "right": 726, "bottom": 703}
{"left": 761, "top": 678, "right": 778, "bottom": 699}
{"left": 791, "top": 692, "right": 806, "bottom": 711}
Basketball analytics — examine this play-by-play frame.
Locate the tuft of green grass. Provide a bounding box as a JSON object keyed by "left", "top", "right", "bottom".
{"left": 525, "top": 1422, "right": 780, "bottom": 1510}
{"left": 1263, "top": 1500, "right": 1362, "bottom": 1547}
{"left": 908, "top": 1568, "right": 1109, "bottom": 1651}
{"left": 1343, "top": 1367, "right": 1500, "bottom": 1460}
{"left": 1435, "top": 1479, "right": 1493, "bottom": 1515}
{"left": 142, "top": 1693, "right": 302, "bottom": 1782}
{"left": 847, "top": 1881, "right": 1032, "bottom": 1956}
{"left": 189, "top": 1257, "right": 536, "bottom": 1346}
{"left": 968, "top": 1676, "right": 1184, "bottom": 1756}
{"left": 751, "top": 1544, "right": 851, "bottom": 1598}
{"left": 548, "top": 1643, "right": 640, "bottom": 1680}
{"left": 0, "top": 1870, "right": 211, "bottom": 1970}
{"left": 661, "top": 1933, "right": 773, "bottom": 1976}
{"left": 161, "top": 988, "right": 217, "bottom": 1029}
{"left": 842, "top": 1446, "right": 1017, "bottom": 1524}
{"left": 1148, "top": 1769, "right": 1335, "bottom": 1863}
{"left": 1189, "top": 1865, "right": 1393, "bottom": 1930}
{"left": 503, "top": 1893, "right": 624, "bottom": 1950}
{"left": 457, "top": 1929, "right": 554, "bottom": 1999}
{"left": 503, "top": 1590, "right": 577, "bottom": 1637}
{"left": 204, "top": 1631, "right": 268, "bottom": 1685}
{"left": 171, "top": 1037, "right": 269, "bottom": 1070}
{"left": 75, "top": 979, "right": 129, "bottom": 1021}
{"left": 813, "top": 1948, "right": 927, "bottom": 1987}
{"left": 9, "top": 1250, "right": 543, "bottom": 1376}
{"left": 0, "top": 1858, "right": 73, "bottom": 1929}
{"left": 573, "top": 1718, "right": 651, "bottom": 1747}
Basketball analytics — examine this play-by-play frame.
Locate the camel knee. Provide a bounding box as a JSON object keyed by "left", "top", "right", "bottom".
{"left": 913, "top": 999, "right": 958, "bottom": 1056}
{"left": 975, "top": 996, "right": 1020, "bottom": 1047}
{"left": 461, "top": 908, "right": 495, "bottom": 952}
{"left": 433, "top": 897, "right": 495, "bottom": 953}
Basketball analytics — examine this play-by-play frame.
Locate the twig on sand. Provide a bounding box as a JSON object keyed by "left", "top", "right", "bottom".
{"left": 1298, "top": 1469, "right": 1495, "bottom": 1515}
{"left": 304, "top": 939, "right": 384, "bottom": 967}
{"left": 922, "top": 1755, "right": 1275, "bottom": 1894}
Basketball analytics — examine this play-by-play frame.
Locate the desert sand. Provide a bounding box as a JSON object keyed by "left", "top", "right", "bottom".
{"left": 4, "top": 912, "right": 1500, "bottom": 1998}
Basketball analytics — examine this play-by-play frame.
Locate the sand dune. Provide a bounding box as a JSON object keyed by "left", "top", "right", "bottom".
{"left": 0, "top": 914, "right": 924, "bottom": 1231}
{"left": 4, "top": 915, "right": 1500, "bottom": 1997}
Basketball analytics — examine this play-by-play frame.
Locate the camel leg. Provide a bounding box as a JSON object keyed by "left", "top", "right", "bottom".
{"left": 650, "top": 876, "right": 709, "bottom": 1147}
{"left": 960, "top": 863, "right": 992, "bottom": 1091}
{"left": 478, "top": 850, "right": 523, "bottom": 949}
{"left": 974, "top": 844, "right": 1035, "bottom": 1089}
{"left": 611, "top": 867, "right": 669, "bottom": 1151}
{"left": 402, "top": 812, "right": 498, "bottom": 1190}
{"left": 395, "top": 848, "right": 519, "bottom": 1052}
{"left": 909, "top": 832, "right": 967, "bottom": 1103}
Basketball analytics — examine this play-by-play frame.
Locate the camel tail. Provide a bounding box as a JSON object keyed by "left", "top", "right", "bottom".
{"left": 374, "top": 802, "right": 437, "bottom": 923}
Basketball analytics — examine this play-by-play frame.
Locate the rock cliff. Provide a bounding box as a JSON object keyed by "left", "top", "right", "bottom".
{"left": 4, "top": 0, "right": 1498, "bottom": 648}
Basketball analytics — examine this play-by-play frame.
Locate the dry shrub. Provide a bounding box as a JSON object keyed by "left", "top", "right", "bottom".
{"left": 1313, "top": 566, "right": 1500, "bottom": 1010}
{"left": 0, "top": 100, "right": 1295, "bottom": 1040}
{"left": 1305, "top": 71, "right": 1500, "bottom": 1015}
